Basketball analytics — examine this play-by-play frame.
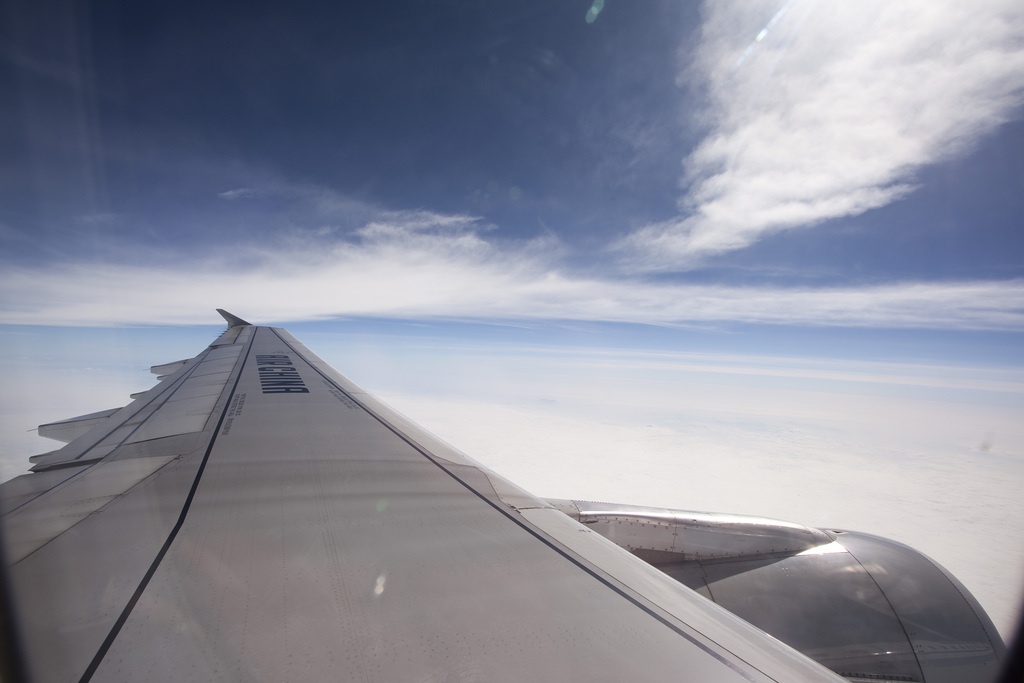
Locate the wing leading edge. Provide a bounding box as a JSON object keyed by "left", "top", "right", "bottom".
{"left": 3, "top": 314, "right": 853, "bottom": 681}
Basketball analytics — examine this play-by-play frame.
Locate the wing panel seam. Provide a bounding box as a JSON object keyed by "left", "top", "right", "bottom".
{"left": 76, "top": 327, "right": 257, "bottom": 683}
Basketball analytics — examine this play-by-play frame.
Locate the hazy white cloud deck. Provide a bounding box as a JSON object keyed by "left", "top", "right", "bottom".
{"left": 2, "top": 230, "right": 1023, "bottom": 329}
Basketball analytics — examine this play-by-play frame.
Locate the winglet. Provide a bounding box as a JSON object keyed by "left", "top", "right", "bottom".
{"left": 216, "top": 309, "right": 253, "bottom": 328}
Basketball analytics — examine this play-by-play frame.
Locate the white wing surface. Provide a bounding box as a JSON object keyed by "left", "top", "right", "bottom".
{"left": 2, "top": 314, "right": 853, "bottom": 682}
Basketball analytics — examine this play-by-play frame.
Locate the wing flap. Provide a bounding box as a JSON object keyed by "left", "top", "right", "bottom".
{"left": 36, "top": 408, "right": 122, "bottom": 443}
{"left": 150, "top": 359, "right": 189, "bottom": 375}
{"left": 4, "top": 455, "right": 179, "bottom": 563}
{"left": 26, "top": 342, "right": 247, "bottom": 473}
{"left": 7, "top": 449, "right": 218, "bottom": 682}
{"left": 0, "top": 467, "right": 93, "bottom": 516}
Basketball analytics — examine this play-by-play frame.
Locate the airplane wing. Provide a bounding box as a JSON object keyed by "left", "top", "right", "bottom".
{"left": 0, "top": 312, "right": 1003, "bottom": 682}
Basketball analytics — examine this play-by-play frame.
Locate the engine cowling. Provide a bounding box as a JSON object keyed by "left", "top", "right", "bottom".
{"left": 546, "top": 499, "right": 1005, "bottom": 683}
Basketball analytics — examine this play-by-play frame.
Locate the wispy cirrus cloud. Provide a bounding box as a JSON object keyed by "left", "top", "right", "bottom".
{"left": 1, "top": 212, "right": 1021, "bottom": 329}
{"left": 217, "top": 187, "right": 258, "bottom": 200}
{"left": 623, "top": 0, "right": 1024, "bottom": 267}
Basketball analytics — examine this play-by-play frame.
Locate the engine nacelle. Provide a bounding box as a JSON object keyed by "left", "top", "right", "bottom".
{"left": 547, "top": 499, "right": 1005, "bottom": 683}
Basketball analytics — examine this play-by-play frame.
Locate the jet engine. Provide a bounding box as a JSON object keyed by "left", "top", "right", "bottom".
{"left": 547, "top": 499, "right": 1005, "bottom": 683}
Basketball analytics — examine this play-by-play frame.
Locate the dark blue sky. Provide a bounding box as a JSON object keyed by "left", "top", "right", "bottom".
{"left": 1, "top": 0, "right": 1022, "bottom": 331}
{"left": 3, "top": 1, "right": 694, "bottom": 253}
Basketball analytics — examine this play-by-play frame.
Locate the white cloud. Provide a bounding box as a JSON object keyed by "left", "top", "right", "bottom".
{"left": 217, "top": 188, "right": 258, "bottom": 200}
{"left": 624, "top": 0, "right": 1024, "bottom": 266}
{"left": 0, "top": 214, "right": 1022, "bottom": 329}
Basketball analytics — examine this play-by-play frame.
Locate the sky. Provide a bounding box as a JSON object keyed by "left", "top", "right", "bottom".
{"left": 2, "top": 0, "right": 1024, "bottom": 638}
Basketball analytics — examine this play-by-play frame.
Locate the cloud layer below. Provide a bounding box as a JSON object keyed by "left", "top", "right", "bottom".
{"left": 624, "top": 0, "right": 1024, "bottom": 266}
